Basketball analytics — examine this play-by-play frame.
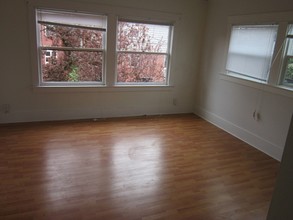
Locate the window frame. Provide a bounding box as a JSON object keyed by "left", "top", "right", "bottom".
{"left": 35, "top": 9, "right": 107, "bottom": 87}
{"left": 115, "top": 19, "right": 174, "bottom": 86}
{"left": 279, "top": 25, "right": 293, "bottom": 88}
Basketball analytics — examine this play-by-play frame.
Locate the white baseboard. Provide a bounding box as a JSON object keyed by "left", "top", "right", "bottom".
{"left": 195, "top": 107, "right": 283, "bottom": 161}
{"left": 0, "top": 107, "right": 190, "bottom": 124}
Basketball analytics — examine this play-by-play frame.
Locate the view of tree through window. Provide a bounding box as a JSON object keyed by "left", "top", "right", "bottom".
{"left": 40, "top": 24, "right": 104, "bottom": 82}
{"left": 37, "top": 10, "right": 106, "bottom": 84}
{"left": 116, "top": 21, "right": 171, "bottom": 84}
{"left": 284, "top": 57, "right": 293, "bottom": 83}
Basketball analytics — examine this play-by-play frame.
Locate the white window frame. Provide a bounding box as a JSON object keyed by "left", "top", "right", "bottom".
{"left": 35, "top": 9, "right": 107, "bottom": 87}
{"left": 221, "top": 11, "right": 293, "bottom": 97}
{"left": 115, "top": 19, "right": 173, "bottom": 86}
{"left": 279, "top": 24, "right": 293, "bottom": 88}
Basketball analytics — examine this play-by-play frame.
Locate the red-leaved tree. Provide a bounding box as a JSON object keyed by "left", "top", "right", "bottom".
{"left": 41, "top": 22, "right": 166, "bottom": 83}
{"left": 117, "top": 22, "right": 166, "bottom": 83}
{"left": 41, "top": 24, "right": 103, "bottom": 82}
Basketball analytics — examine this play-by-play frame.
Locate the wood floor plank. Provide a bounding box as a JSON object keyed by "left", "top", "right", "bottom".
{"left": 0, "top": 114, "right": 279, "bottom": 219}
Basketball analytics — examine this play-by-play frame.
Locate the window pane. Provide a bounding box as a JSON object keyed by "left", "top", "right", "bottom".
{"left": 280, "top": 25, "right": 293, "bottom": 87}
{"left": 117, "top": 21, "right": 170, "bottom": 53}
{"left": 36, "top": 9, "right": 106, "bottom": 86}
{"left": 117, "top": 53, "right": 167, "bottom": 83}
{"left": 41, "top": 50, "right": 103, "bottom": 82}
{"left": 39, "top": 24, "right": 104, "bottom": 49}
{"left": 283, "top": 57, "right": 293, "bottom": 85}
{"left": 226, "top": 25, "right": 278, "bottom": 81}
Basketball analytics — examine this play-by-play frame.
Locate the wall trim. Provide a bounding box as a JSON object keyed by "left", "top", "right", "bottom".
{"left": 0, "top": 108, "right": 191, "bottom": 124}
{"left": 195, "top": 107, "right": 283, "bottom": 161}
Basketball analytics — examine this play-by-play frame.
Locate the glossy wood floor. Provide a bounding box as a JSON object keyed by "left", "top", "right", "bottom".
{"left": 0, "top": 114, "right": 279, "bottom": 220}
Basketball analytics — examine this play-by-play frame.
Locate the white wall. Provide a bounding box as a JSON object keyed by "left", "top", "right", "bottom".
{"left": 0, "top": 0, "right": 207, "bottom": 123}
{"left": 196, "top": 0, "right": 293, "bottom": 161}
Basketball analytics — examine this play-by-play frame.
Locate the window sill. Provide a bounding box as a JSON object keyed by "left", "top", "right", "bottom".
{"left": 32, "top": 84, "right": 174, "bottom": 93}
{"left": 226, "top": 72, "right": 267, "bottom": 84}
{"left": 220, "top": 73, "right": 293, "bottom": 98}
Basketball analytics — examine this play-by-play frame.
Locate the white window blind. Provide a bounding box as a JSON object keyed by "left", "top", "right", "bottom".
{"left": 226, "top": 25, "right": 278, "bottom": 81}
{"left": 37, "top": 9, "right": 107, "bottom": 30}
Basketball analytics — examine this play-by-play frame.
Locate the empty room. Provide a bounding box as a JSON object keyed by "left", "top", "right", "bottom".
{"left": 1, "top": 0, "right": 293, "bottom": 219}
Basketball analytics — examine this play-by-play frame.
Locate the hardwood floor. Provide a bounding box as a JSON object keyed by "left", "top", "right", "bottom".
{"left": 0, "top": 114, "right": 279, "bottom": 220}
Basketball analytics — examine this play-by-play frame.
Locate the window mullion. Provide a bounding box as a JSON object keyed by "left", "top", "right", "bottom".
{"left": 40, "top": 46, "right": 104, "bottom": 52}
{"left": 117, "top": 51, "right": 168, "bottom": 55}
{"left": 38, "top": 21, "right": 106, "bottom": 32}
{"left": 105, "top": 14, "right": 117, "bottom": 87}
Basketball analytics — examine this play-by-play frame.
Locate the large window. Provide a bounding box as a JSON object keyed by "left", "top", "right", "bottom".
{"left": 226, "top": 25, "right": 278, "bottom": 82}
{"left": 281, "top": 24, "right": 293, "bottom": 88}
{"left": 29, "top": 4, "right": 178, "bottom": 88}
{"left": 116, "top": 20, "right": 172, "bottom": 85}
{"left": 36, "top": 9, "right": 107, "bottom": 85}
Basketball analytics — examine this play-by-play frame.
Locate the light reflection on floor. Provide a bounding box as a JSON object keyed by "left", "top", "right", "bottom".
{"left": 111, "top": 135, "right": 163, "bottom": 199}
{"left": 43, "top": 134, "right": 163, "bottom": 209}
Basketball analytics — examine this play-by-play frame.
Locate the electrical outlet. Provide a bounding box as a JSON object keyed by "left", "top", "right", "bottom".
{"left": 255, "top": 112, "right": 261, "bottom": 121}
{"left": 253, "top": 110, "right": 261, "bottom": 121}
{"left": 2, "top": 104, "right": 10, "bottom": 114}
{"left": 173, "top": 98, "right": 177, "bottom": 106}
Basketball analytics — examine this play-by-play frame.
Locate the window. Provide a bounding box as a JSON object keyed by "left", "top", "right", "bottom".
{"left": 29, "top": 2, "right": 178, "bottom": 89}
{"left": 116, "top": 20, "right": 172, "bottom": 85}
{"left": 280, "top": 24, "right": 293, "bottom": 88}
{"left": 226, "top": 25, "right": 278, "bottom": 82}
{"left": 36, "top": 9, "right": 107, "bottom": 85}
{"left": 224, "top": 12, "right": 293, "bottom": 94}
